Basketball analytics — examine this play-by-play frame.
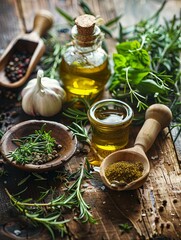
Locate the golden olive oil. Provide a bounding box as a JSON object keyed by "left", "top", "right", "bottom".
{"left": 91, "top": 109, "right": 130, "bottom": 151}
{"left": 60, "top": 55, "right": 110, "bottom": 101}
{"left": 88, "top": 99, "right": 133, "bottom": 165}
{"left": 59, "top": 14, "right": 111, "bottom": 102}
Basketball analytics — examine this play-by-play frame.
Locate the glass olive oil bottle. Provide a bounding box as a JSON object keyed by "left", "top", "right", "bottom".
{"left": 60, "top": 14, "right": 111, "bottom": 102}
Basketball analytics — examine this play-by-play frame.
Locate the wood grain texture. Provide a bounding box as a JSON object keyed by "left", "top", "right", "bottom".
{"left": 0, "top": 0, "right": 181, "bottom": 239}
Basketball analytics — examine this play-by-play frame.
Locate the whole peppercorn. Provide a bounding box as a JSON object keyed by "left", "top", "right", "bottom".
{"left": 5, "top": 51, "right": 31, "bottom": 82}
{"left": 154, "top": 216, "right": 159, "bottom": 223}
{"left": 173, "top": 198, "right": 178, "bottom": 204}
{"left": 166, "top": 222, "right": 171, "bottom": 229}
{"left": 162, "top": 199, "right": 167, "bottom": 206}
{"left": 158, "top": 205, "right": 164, "bottom": 212}
{"left": 160, "top": 223, "right": 164, "bottom": 230}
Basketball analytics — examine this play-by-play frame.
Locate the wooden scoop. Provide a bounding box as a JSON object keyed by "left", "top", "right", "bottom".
{"left": 0, "top": 9, "right": 53, "bottom": 88}
{"left": 100, "top": 104, "right": 172, "bottom": 191}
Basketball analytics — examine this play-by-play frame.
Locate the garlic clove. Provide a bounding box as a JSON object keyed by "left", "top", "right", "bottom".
{"left": 22, "top": 90, "right": 37, "bottom": 116}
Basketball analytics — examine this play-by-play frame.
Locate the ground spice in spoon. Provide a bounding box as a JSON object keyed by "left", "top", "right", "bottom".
{"left": 105, "top": 161, "right": 144, "bottom": 186}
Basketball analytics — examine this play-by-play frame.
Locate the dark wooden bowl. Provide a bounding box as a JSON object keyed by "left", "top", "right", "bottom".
{"left": 0, "top": 120, "right": 77, "bottom": 172}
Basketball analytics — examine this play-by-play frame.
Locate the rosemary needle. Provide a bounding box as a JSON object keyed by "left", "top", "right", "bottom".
{"left": 5, "top": 159, "right": 97, "bottom": 239}
{"left": 7, "top": 124, "right": 59, "bottom": 165}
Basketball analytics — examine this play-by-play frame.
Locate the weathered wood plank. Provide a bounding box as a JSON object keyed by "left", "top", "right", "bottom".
{"left": 0, "top": 0, "right": 20, "bottom": 50}
{"left": 0, "top": 0, "right": 181, "bottom": 239}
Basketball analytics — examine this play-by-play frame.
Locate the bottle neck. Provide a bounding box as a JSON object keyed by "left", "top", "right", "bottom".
{"left": 71, "top": 25, "right": 104, "bottom": 53}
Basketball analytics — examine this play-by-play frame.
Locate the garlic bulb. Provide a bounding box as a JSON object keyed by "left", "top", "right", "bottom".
{"left": 21, "top": 70, "right": 66, "bottom": 117}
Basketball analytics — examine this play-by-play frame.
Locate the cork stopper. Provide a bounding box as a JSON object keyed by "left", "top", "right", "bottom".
{"left": 75, "top": 14, "right": 96, "bottom": 35}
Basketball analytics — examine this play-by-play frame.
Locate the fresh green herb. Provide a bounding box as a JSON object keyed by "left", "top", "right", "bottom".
{"left": 109, "top": 38, "right": 173, "bottom": 111}
{"left": 63, "top": 107, "right": 88, "bottom": 122}
{"left": 55, "top": 7, "right": 74, "bottom": 25}
{"left": 66, "top": 159, "right": 96, "bottom": 223}
{"left": 119, "top": 223, "right": 133, "bottom": 234}
{"left": 7, "top": 124, "right": 59, "bottom": 165}
{"left": 79, "top": 0, "right": 95, "bottom": 15}
{"left": 68, "top": 121, "right": 104, "bottom": 161}
{"left": 68, "top": 122, "right": 91, "bottom": 145}
{"left": 62, "top": 97, "right": 93, "bottom": 123}
{"left": 17, "top": 175, "right": 31, "bottom": 186}
{"left": 32, "top": 172, "right": 47, "bottom": 181}
{"left": 41, "top": 31, "right": 65, "bottom": 79}
{"left": 5, "top": 159, "right": 96, "bottom": 239}
{"left": 55, "top": 0, "right": 122, "bottom": 52}
{"left": 105, "top": 13, "right": 123, "bottom": 28}
{"left": 108, "top": 0, "right": 181, "bottom": 136}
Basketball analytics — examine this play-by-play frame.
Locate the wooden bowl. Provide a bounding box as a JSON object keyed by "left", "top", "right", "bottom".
{"left": 0, "top": 120, "right": 77, "bottom": 172}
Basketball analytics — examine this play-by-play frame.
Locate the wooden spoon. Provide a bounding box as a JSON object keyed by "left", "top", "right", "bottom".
{"left": 100, "top": 104, "right": 172, "bottom": 191}
{"left": 0, "top": 9, "right": 53, "bottom": 88}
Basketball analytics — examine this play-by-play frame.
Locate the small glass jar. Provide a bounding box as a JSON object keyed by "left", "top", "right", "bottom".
{"left": 88, "top": 99, "right": 133, "bottom": 158}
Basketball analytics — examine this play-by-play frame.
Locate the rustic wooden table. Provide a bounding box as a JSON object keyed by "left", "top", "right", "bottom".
{"left": 0, "top": 0, "right": 181, "bottom": 240}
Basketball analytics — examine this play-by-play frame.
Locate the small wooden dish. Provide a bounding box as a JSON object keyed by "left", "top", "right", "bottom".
{"left": 0, "top": 120, "right": 77, "bottom": 172}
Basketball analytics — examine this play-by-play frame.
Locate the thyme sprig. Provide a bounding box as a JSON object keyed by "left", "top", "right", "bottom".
{"left": 5, "top": 159, "right": 96, "bottom": 239}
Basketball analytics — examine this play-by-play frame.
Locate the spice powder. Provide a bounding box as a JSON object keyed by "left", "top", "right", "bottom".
{"left": 105, "top": 161, "right": 144, "bottom": 185}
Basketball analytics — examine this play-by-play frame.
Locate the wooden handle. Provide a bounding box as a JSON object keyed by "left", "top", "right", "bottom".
{"left": 134, "top": 104, "right": 172, "bottom": 152}
{"left": 33, "top": 9, "right": 54, "bottom": 37}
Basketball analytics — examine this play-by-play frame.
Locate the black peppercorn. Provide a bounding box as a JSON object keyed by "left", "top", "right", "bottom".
{"left": 158, "top": 205, "right": 164, "bottom": 212}
{"left": 5, "top": 51, "right": 31, "bottom": 82}
{"left": 162, "top": 199, "right": 167, "bottom": 206}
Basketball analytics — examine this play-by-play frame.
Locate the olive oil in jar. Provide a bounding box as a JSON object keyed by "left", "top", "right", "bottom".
{"left": 88, "top": 99, "right": 133, "bottom": 164}
{"left": 60, "top": 14, "right": 111, "bottom": 101}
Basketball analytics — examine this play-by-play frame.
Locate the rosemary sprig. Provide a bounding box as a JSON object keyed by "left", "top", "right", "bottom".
{"left": 68, "top": 122, "right": 91, "bottom": 145}
{"left": 79, "top": 0, "right": 95, "bottom": 15}
{"left": 66, "top": 159, "right": 96, "bottom": 223}
{"left": 5, "top": 188, "right": 69, "bottom": 240}
{"left": 68, "top": 121, "right": 104, "bottom": 161}
{"left": 55, "top": 7, "right": 74, "bottom": 25}
{"left": 62, "top": 97, "right": 94, "bottom": 123}
{"left": 41, "top": 31, "right": 65, "bottom": 79}
{"left": 5, "top": 159, "right": 97, "bottom": 239}
{"left": 63, "top": 107, "right": 88, "bottom": 122}
{"left": 7, "top": 124, "right": 57, "bottom": 164}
